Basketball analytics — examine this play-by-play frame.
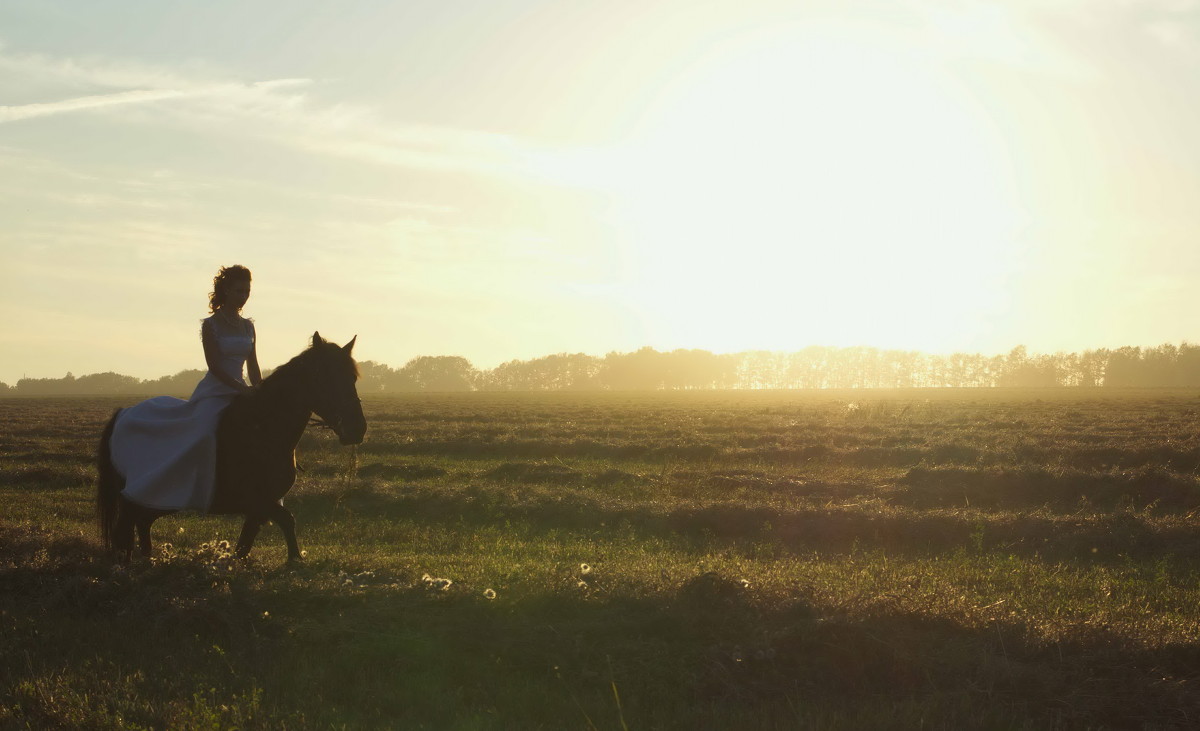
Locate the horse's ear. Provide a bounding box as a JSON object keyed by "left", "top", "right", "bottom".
{"left": 312, "top": 331, "right": 325, "bottom": 347}
{"left": 343, "top": 335, "right": 357, "bottom": 354}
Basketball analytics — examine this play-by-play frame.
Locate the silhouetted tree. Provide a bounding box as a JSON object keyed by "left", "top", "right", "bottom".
{"left": 600, "top": 347, "right": 667, "bottom": 390}
{"left": 141, "top": 369, "right": 207, "bottom": 396}
{"left": 889, "top": 350, "right": 923, "bottom": 388}
{"left": 661, "top": 349, "right": 737, "bottom": 389}
{"left": 1075, "top": 349, "right": 1108, "bottom": 387}
{"left": 76, "top": 372, "right": 143, "bottom": 394}
{"left": 356, "top": 360, "right": 398, "bottom": 393}
{"left": 1178, "top": 343, "right": 1200, "bottom": 386}
{"left": 994, "top": 346, "right": 1058, "bottom": 387}
{"left": 1104, "top": 346, "right": 1143, "bottom": 387}
{"left": 15, "top": 373, "right": 72, "bottom": 395}
{"left": 783, "top": 349, "right": 823, "bottom": 389}
{"left": 485, "top": 353, "right": 601, "bottom": 391}
{"left": 20, "top": 340, "right": 1200, "bottom": 395}
{"left": 739, "top": 351, "right": 789, "bottom": 389}
{"left": 397, "top": 356, "right": 477, "bottom": 392}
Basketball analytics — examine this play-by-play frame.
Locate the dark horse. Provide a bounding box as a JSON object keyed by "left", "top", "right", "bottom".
{"left": 97, "top": 332, "right": 366, "bottom": 562}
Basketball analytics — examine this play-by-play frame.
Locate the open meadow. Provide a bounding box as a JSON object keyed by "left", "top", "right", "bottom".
{"left": 4, "top": 389, "right": 1200, "bottom": 729}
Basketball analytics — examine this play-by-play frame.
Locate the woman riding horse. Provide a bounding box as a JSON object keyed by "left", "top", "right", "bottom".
{"left": 96, "top": 266, "right": 365, "bottom": 561}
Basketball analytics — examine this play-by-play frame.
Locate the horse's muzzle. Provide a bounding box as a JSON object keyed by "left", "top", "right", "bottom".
{"left": 336, "top": 413, "right": 367, "bottom": 445}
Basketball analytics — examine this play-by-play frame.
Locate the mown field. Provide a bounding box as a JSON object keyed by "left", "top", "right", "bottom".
{"left": 3, "top": 389, "right": 1200, "bottom": 729}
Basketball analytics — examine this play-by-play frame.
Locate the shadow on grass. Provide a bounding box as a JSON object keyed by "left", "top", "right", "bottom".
{"left": 0, "top": 462, "right": 94, "bottom": 487}
{"left": 344, "top": 435, "right": 724, "bottom": 463}
{"left": 288, "top": 480, "right": 1200, "bottom": 566}
{"left": 3, "top": 534, "right": 1200, "bottom": 729}
{"left": 897, "top": 465, "right": 1200, "bottom": 513}
{"left": 347, "top": 435, "right": 1200, "bottom": 474}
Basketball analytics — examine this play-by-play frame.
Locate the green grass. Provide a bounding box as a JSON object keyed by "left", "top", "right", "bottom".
{"left": 3, "top": 390, "right": 1200, "bottom": 728}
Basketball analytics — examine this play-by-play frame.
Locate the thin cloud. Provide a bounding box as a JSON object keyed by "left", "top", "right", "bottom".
{"left": 0, "top": 47, "right": 222, "bottom": 93}
{"left": 0, "top": 46, "right": 315, "bottom": 125}
{"left": 0, "top": 87, "right": 194, "bottom": 123}
{"left": 907, "top": 1, "right": 1100, "bottom": 81}
{"left": 1143, "top": 18, "right": 1200, "bottom": 60}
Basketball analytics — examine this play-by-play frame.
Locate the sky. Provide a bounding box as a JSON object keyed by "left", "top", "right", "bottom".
{"left": 3, "top": 0, "right": 1200, "bottom": 384}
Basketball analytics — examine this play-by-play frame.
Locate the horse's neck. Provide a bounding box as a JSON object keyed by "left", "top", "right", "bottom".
{"left": 245, "top": 378, "right": 312, "bottom": 447}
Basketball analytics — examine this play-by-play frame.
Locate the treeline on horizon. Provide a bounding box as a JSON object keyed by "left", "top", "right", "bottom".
{"left": 6, "top": 343, "right": 1200, "bottom": 396}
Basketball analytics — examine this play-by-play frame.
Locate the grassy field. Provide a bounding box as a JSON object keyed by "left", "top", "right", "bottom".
{"left": 3, "top": 389, "right": 1200, "bottom": 729}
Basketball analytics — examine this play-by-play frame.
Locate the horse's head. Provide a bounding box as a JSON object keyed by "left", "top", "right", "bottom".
{"left": 306, "top": 331, "right": 367, "bottom": 445}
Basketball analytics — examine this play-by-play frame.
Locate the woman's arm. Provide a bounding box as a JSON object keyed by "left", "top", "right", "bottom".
{"left": 202, "top": 318, "right": 254, "bottom": 393}
{"left": 247, "top": 321, "right": 263, "bottom": 387}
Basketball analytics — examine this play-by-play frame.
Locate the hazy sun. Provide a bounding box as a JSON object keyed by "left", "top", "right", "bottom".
{"left": 536, "top": 22, "right": 1024, "bottom": 354}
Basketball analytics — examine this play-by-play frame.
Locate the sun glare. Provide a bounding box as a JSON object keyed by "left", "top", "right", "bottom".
{"left": 535, "top": 22, "right": 1024, "bottom": 354}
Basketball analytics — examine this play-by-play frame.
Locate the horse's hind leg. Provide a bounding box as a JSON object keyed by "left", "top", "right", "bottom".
{"left": 235, "top": 515, "right": 266, "bottom": 559}
{"left": 112, "top": 500, "right": 136, "bottom": 562}
{"left": 135, "top": 511, "right": 156, "bottom": 558}
{"left": 267, "top": 503, "right": 302, "bottom": 561}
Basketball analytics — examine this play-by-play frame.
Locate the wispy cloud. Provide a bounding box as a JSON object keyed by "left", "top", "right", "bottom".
{"left": 906, "top": 1, "right": 1099, "bottom": 80}
{"left": 903, "top": 0, "right": 1200, "bottom": 77}
{"left": 0, "top": 46, "right": 546, "bottom": 180}
{"left": 1, "top": 87, "right": 196, "bottom": 123}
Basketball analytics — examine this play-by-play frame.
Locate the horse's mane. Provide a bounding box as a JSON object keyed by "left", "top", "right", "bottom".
{"left": 255, "top": 340, "right": 359, "bottom": 398}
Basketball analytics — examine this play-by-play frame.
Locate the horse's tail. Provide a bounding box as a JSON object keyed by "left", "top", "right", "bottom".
{"left": 96, "top": 409, "right": 124, "bottom": 550}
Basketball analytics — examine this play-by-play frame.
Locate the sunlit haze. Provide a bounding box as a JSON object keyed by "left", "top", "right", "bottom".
{"left": 4, "top": 1, "right": 1199, "bottom": 384}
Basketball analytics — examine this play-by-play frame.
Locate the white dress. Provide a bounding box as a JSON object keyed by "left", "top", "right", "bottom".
{"left": 112, "top": 317, "right": 254, "bottom": 512}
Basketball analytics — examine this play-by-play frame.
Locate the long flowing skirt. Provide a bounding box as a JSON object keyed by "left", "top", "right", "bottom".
{"left": 111, "top": 374, "right": 236, "bottom": 512}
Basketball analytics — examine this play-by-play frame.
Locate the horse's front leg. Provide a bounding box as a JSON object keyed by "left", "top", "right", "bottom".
{"left": 235, "top": 515, "right": 266, "bottom": 558}
{"left": 266, "top": 503, "right": 302, "bottom": 562}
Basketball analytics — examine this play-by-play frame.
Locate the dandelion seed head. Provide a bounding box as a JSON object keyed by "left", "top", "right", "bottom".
{"left": 422, "top": 574, "right": 452, "bottom": 591}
